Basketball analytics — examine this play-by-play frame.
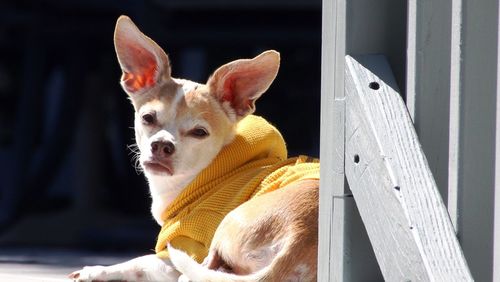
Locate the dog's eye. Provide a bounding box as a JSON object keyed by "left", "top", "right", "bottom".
{"left": 142, "top": 113, "right": 156, "bottom": 125}
{"left": 188, "top": 127, "right": 209, "bottom": 138}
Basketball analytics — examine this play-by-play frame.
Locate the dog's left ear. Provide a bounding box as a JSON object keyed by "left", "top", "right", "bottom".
{"left": 114, "top": 16, "right": 171, "bottom": 96}
{"left": 208, "top": 50, "right": 280, "bottom": 119}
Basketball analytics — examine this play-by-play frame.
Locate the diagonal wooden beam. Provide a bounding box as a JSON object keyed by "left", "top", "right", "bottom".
{"left": 344, "top": 55, "right": 473, "bottom": 281}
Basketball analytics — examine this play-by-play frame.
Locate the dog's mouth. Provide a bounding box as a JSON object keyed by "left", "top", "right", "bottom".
{"left": 143, "top": 160, "right": 174, "bottom": 176}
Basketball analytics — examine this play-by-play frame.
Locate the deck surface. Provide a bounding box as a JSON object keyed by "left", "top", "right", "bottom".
{"left": 0, "top": 248, "right": 144, "bottom": 282}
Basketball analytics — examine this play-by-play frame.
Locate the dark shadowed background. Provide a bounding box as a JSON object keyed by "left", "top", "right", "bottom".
{"left": 0, "top": 0, "right": 321, "bottom": 253}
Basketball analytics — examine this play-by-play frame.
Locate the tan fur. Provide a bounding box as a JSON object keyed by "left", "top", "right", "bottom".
{"left": 216, "top": 179, "right": 318, "bottom": 280}
{"left": 170, "top": 180, "right": 318, "bottom": 282}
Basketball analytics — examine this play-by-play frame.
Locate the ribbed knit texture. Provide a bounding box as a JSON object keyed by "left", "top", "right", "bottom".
{"left": 155, "top": 115, "right": 320, "bottom": 262}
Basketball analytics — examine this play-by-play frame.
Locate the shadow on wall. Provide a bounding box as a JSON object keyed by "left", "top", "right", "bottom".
{"left": 0, "top": 0, "right": 321, "bottom": 251}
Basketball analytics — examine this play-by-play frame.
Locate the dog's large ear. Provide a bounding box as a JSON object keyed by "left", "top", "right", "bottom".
{"left": 114, "top": 16, "right": 171, "bottom": 96}
{"left": 208, "top": 50, "right": 280, "bottom": 119}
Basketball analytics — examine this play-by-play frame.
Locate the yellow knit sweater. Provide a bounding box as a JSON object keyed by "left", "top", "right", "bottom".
{"left": 155, "top": 115, "right": 320, "bottom": 262}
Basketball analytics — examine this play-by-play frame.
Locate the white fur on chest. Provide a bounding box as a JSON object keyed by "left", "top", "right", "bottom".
{"left": 147, "top": 173, "right": 197, "bottom": 225}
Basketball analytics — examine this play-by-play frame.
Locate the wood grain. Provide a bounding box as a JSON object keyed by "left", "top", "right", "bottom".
{"left": 345, "top": 55, "right": 473, "bottom": 281}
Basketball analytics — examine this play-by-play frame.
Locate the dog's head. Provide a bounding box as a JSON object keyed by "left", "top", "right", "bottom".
{"left": 113, "top": 16, "right": 280, "bottom": 183}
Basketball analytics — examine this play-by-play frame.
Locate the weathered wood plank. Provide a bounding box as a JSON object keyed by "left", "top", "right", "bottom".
{"left": 319, "top": 0, "right": 348, "bottom": 280}
{"left": 345, "top": 55, "right": 473, "bottom": 281}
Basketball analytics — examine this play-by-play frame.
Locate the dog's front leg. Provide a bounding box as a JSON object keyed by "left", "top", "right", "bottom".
{"left": 69, "top": 254, "right": 180, "bottom": 282}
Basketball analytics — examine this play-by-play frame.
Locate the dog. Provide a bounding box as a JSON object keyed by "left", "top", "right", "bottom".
{"left": 69, "top": 15, "right": 320, "bottom": 282}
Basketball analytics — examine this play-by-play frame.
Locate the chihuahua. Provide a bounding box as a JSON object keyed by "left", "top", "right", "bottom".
{"left": 69, "top": 16, "right": 319, "bottom": 282}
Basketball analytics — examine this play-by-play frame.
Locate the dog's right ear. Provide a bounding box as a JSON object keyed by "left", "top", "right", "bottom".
{"left": 114, "top": 16, "right": 171, "bottom": 96}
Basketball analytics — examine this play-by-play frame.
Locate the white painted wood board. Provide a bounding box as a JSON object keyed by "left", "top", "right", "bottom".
{"left": 406, "top": 0, "right": 453, "bottom": 215}
{"left": 344, "top": 54, "right": 473, "bottom": 281}
{"left": 319, "top": 0, "right": 348, "bottom": 280}
{"left": 448, "top": 0, "right": 465, "bottom": 234}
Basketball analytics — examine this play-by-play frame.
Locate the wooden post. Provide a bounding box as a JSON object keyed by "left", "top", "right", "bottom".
{"left": 344, "top": 55, "right": 473, "bottom": 281}
{"left": 318, "top": 0, "right": 348, "bottom": 280}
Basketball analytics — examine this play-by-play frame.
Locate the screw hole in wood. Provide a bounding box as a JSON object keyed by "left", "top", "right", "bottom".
{"left": 369, "top": 81, "right": 380, "bottom": 90}
{"left": 354, "top": 154, "right": 360, "bottom": 164}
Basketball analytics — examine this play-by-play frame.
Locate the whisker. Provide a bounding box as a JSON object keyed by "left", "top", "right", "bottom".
{"left": 127, "top": 143, "right": 143, "bottom": 175}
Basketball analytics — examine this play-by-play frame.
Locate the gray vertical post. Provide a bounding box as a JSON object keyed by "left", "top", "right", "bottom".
{"left": 319, "top": 0, "right": 348, "bottom": 280}
{"left": 453, "top": 1, "right": 499, "bottom": 281}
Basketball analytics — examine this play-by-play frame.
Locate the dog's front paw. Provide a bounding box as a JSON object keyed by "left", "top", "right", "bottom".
{"left": 178, "top": 274, "right": 191, "bottom": 282}
{"left": 69, "top": 265, "right": 118, "bottom": 282}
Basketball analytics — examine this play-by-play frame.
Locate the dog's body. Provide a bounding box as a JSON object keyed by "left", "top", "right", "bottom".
{"left": 69, "top": 16, "right": 319, "bottom": 282}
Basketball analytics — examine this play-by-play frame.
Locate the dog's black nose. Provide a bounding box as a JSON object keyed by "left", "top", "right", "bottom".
{"left": 151, "top": 141, "right": 175, "bottom": 157}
